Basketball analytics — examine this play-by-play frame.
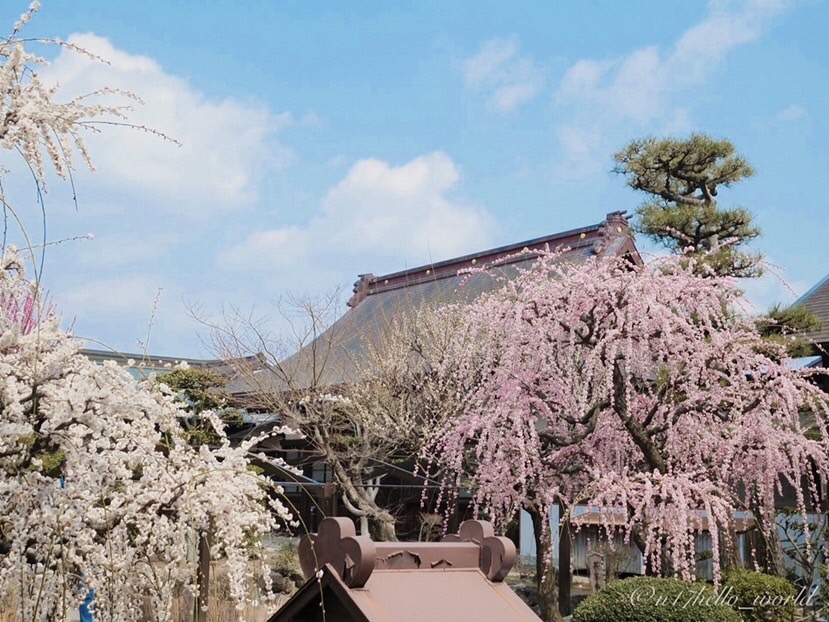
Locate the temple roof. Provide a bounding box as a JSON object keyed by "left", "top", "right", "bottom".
{"left": 244, "top": 211, "right": 639, "bottom": 391}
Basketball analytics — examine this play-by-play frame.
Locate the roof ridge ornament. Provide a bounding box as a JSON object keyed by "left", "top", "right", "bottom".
{"left": 298, "top": 518, "right": 516, "bottom": 587}
{"left": 347, "top": 273, "right": 375, "bottom": 308}
{"left": 593, "top": 210, "right": 631, "bottom": 255}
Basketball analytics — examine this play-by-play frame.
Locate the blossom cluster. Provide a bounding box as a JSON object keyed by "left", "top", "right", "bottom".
{"left": 427, "top": 252, "right": 829, "bottom": 583}
{"left": 0, "top": 248, "right": 292, "bottom": 621}
{"left": 0, "top": 2, "right": 143, "bottom": 190}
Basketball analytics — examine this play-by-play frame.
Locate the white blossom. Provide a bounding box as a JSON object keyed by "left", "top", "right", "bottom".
{"left": 0, "top": 248, "right": 293, "bottom": 621}
{"left": 0, "top": 10, "right": 292, "bottom": 619}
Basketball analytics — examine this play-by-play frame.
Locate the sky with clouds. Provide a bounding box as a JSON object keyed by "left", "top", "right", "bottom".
{"left": 1, "top": 0, "right": 826, "bottom": 357}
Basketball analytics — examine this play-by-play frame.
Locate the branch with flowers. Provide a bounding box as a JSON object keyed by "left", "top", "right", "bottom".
{"left": 0, "top": 5, "right": 293, "bottom": 620}
{"left": 425, "top": 250, "right": 829, "bottom": 595}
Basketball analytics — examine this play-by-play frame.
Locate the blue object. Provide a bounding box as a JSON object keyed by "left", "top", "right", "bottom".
{"left": 79, "top": 588, "right": 95, "bottom": 622}
{"left": 60, "top": 475, "right": 94, "bottom": 620}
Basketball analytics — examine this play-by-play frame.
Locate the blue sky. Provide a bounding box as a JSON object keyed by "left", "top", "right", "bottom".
{"left": 1, "top": 0, "right": 827, "bottom": 357}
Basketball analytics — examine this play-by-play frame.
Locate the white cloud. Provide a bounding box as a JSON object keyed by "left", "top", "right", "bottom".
{"left": 218, "top": 151, "right": 495, "bottom": 275}
{"left": 556, "top": 58, "right": 615, "bottom": 101}
{"left": 461, "top": 38, "right": 544, "bottom": 112}
{"left": 558, "top": 47, "right": 663, "bottom": 122}
{"left": 50, "top": 230, "right": 180, "bottom": 268}
{"left": 41, "top": 33, "right": 294, "bottom": 216}
{"left": 553, "top": 0, "right": 794, "bottom": 177}
{"left": 671, "top": 0, "right": 791, "bottom": 81}
{"left": 57, "top": 273, "right": 203, "bottom": 355}
{"left": 557, "top": 0, "right": 791, "bottom": 118}
{"left": 62, "top": 274, "right": 166, "bottom": 314}
{"left": 551, "top": 125, "right": 605, "bottom": 182}
{"left": 776, "top": 104, "right": 807, "bottom": 121}
{"left": 661, "top": 108, "right": 695, "bottom": 135}
{"left": 221, "top": 226, "right": 309, "bottom": 271}
{"left": 0, "top": 33, "right": 304, "bottom": 357}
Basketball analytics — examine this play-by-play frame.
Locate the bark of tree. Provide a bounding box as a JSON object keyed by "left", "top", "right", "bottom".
{"left": 558, "top": 512, "right": 571, "bottom": 616}
{"left": 528, "top": 505, "right": 564, "bottom": 622}
{"left": 196, "top": 531, "right": 210, "bottom": 622}
{"left": 747, "top": 498, "right": 781, "bottom": 576}
{"left": 328, "top": 454, "right": 398, "bottom": 541}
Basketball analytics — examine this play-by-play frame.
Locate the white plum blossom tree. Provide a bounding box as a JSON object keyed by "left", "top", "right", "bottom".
{"left": 0, "top": 5, "right": 293, "bottom": 620}
{"left": 0, "top": 249, "right": 294, "bottom": 621}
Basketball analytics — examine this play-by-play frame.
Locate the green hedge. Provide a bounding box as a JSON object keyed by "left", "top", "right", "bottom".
{"left": 572, "top": 576, "right": 741, "bottom": 622}
{"left": 724, "top": 569, "right": 795, "bottom": 622}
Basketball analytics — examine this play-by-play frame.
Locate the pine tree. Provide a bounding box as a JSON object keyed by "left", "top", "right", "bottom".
{"left": 614, "top": 134, "right": 762, "bottom": 277}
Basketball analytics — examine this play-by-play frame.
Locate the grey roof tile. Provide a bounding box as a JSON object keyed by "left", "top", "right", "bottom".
{"left": 245, "top": 213, "right": 639, "bottom": 391}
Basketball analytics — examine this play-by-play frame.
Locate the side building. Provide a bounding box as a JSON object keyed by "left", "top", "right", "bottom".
{"left": 793, "top": 272, "right": 829, "bottom": 390}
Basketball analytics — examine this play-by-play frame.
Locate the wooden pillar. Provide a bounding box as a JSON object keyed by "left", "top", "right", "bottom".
{"left": 558, "top": 511, "right": 572, "bottom": 616}
{"left": 196, "top": 532, "right": 210, "bottom": 622}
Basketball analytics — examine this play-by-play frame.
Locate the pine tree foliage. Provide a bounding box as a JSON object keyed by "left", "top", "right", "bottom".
{"left": 159, "top": 367, "right": 245, "bottom": 445}
{"left": 614, "top": 134, "right": 762, "bottom": 277}
{"left": 757, "top": 303, "right": 823, "bottom": 359}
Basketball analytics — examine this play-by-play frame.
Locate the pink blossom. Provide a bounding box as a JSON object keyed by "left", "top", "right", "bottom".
{"left": 426, "top": 252, "right": 829, "bottom": 584}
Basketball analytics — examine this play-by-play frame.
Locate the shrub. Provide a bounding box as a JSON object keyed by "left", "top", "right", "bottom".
{"left": 817, "top": 565, "right": 829, "bottom": 616}
{"left": 724, "top": 569, "right": 796, "bottom": 622}
{"left": 270, "top": 544, "right": 304, "bottom": 594}
{"left": 572, "top": 576, "right": 741, "bottom": 622}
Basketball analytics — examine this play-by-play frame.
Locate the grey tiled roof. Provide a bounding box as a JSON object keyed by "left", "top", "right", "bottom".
{"left": 251, "top": 212, "right": 640, "bottom": 390}
{"left": 795, "top": 273, "right": 829, "bottom": 344}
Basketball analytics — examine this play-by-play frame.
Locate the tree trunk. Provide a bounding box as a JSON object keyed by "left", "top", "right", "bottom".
{"left": 558, "top": 511, "right": 571, "bottom": 617}
{"left": 330, "top": 460, "right": 398, "bottom": 541}
{"left": 631, "top": 524, "right": 658, "bottom": 576}
{"left": 196, "top": 531, "right": 210, "bottom": 622}
{"left": 747, "top": 524, "right": 781, "bottom": 576}
{"left": 720, "top": 522, "right": 741, "bottom": 573}
{"left": 747, "top": 497, "right": 781, "bottom": 575}
{"left": 369, "top": 511, "right": 398, "bottom": 542}
{"left": 340, "top": 491, "right": 398, "bottom": 541}
{"left": 528, "top": 505, "right": 564, "bottom": 622}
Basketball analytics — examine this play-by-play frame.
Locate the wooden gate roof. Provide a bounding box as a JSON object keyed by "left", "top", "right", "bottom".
{"left": 267, "top": 518, "right": 542, "bottom": 622}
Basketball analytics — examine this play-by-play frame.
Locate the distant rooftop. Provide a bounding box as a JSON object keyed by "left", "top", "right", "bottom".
{"left": 261, "top": 211, "right": 640, "bottom": 390}
{"left": 81, "top": 348, "right": 265, "bottom": 384}
{"left": 794, "top": 272, "right": 829, "bottom": 345}
{"left": 347, "top": 210, "right": 636, "bottom": 308}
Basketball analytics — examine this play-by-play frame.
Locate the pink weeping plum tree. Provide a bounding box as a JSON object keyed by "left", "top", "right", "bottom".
{"left": 427, "top": 250, "right": 829, "bottom": 586}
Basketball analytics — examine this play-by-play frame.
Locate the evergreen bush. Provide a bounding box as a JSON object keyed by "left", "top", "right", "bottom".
{"left": 572, "top": 576, "right": 741, "bottom": 622}
{"left": 724, "top": 569, "right": 796, "bottom": 622}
